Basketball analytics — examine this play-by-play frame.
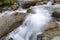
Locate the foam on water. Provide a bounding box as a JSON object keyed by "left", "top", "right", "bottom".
{"left": 2, "top": 5, "right": 53, "bottom": 40}
{"left": 1, "top": 0, "right": 60, "bottom": 40}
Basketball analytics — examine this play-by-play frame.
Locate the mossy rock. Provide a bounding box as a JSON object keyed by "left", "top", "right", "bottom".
{"left": 42, "top": 28, "right": 60, "bottom": 40}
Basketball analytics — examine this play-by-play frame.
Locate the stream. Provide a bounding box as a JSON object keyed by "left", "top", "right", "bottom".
{"left": 0, "top": 1, "right": 60, "bottom": 40}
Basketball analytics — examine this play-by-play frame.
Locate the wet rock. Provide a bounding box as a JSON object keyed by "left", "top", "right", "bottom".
{"left": 55, "top": 0, "right": 60, "bottom": 2}
{"left": 27, "top": 8, "right": 36, "bottom": 14}
{"left": 22, "top": 2, "right": 36, "bottom": 9}
{"left": 44, "top": 20, "right": 58, "bottom": 31}
{"left": 0, "top": 13, "right": 26, "bottom": 38}
{"left": 52, "top": 10, "right": 60, "bottom": 18}
{"left": 55, "top": 2, "right": 60, "bottom": 4}
{"left": 43, "top": 1, "right": 47, "bottom": 4}
{"left": 42, "top": 28, "right": 60, "bottom": 40}
{"left": 15, "top": 12, "right": 26, "bottom": 21}
{"left": 36, "top": 1, "right": 44, "bottom": 5}
{"left": 36, "top": 1, "right": 47, "bottom": 5}
{"left": 2, "top": 6, "right": 11, "bottom": 12}
{"left": 54, "top": 0, "right": 60, "bottom": 4}
{"left": 9, "top": 38, "right": 13, "bottom": 40}
{"left": 27, "top": 9, "right": 32, "bottom": 13}
{"left": 11, "top": 3, "right": 19, "bottom": 10}
{"left": 0, "top": 14, "right": 16, "bottom": 37}
{"left": 47, "top": 22, "right": 58, "bottom": 30}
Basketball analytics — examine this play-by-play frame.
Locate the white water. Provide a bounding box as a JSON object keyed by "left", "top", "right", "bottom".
{"left": 0, "top": 8, "right": 27, "bottom": 18}
{"left": 1, "top": 6, "right": 52, "bottom": 40}
{"left": 1, "top": 0, "right": 60, "bottom": 40}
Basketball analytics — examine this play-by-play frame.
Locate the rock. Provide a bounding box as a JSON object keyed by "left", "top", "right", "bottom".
{"left": 55, "top": 2, "right": 60, "bottom": 4}
{"left": 42, "top": 28, "right": 60, "bottom": 40}
{"left": 27, "top": 9, "right": 32, "bottom": 13}
{"left": 11, "top": 3, "right": 19, "bottom": 10}
{"left": 15, "top": 12, "right": 26, "bottom": 21}
{"left": 9, "top": 38, "right": 13, "bottom": 40}
{"left": 36, "top": 1, "right": 44, "bottom": 5}
{"left": 0, "top": 14, "right": 16, "bottom": 37}
{"left": 36, "top": 1, "right": 47, "bottom": 5}
{"left": 43, "top": 1, "right": 47, "bottom": 4}
{"left": 55, "top": 0, "right": 60, "bottom": 2}
{"left": 46, "top": 22, "right": 58, "bottom": 30}
{"left": 52, "top": 10, "right": 60, "bottom": 18}
{"left": 27, "top": 8, "right": 36, "bottom": 14}
{"left": 0, "top": 12, "right": 26, "bottom": 38}
{"left": 22, "top": 2, "right": 36, "bottom": 9}
{"left": 2, "top": 6, "right": 10, "bottom": 12}
{"left": 51, "top": 36, "right": 60, "bottom": 40}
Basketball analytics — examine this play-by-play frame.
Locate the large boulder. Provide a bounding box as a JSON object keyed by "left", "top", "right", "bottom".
{"left": 0, "top": 12, "right": 26, "bottom": 38}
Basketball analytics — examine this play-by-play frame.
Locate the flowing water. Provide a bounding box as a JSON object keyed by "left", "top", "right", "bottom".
{"left": 0, "top": 1, "right": 60, "bottom": 40}
{"left": 0, "top": 8, "right": 27, "bottom": 18}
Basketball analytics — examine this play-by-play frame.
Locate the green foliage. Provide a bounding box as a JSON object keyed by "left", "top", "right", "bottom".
{"left": 4, "top": 0, "right": 10, "bottom": 3}
{"left": 0, "top": 1, "right": 3, "bottom": 5}
{"left": 0, "top": 0, "right": 16, "bottom": 5}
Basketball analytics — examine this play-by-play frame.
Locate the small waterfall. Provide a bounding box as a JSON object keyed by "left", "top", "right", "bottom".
{"left": 1, "top": 0, "right": 60, "bottom": 40}
{"left": 1, "top": 4, "right": 54, "bottom": 40}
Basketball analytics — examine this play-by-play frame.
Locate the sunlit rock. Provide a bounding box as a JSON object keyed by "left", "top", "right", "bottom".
{"left": 0, "top": 12, "right": 26, "bottom": 38}
{"left": 15, "top": 12, "right": 26, "bottom": 21}
{"left": 2, "top": 6, "right": 10, "bottom": 12}
{"left": 11, "top": 3, "right": 19, "bottom": 10}
{"left": 46, "top": 22, "right": 58, "bottom": 30}
{"left": 36, "top": 1, "right": 44, "bottom": 5}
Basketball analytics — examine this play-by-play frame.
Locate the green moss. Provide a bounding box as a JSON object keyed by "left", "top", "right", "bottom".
{"left": 0, "top": 0, "right": 16, "bottom": 5}
{"left": 4, "top": 0, "right": 10, "bottom": 3}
